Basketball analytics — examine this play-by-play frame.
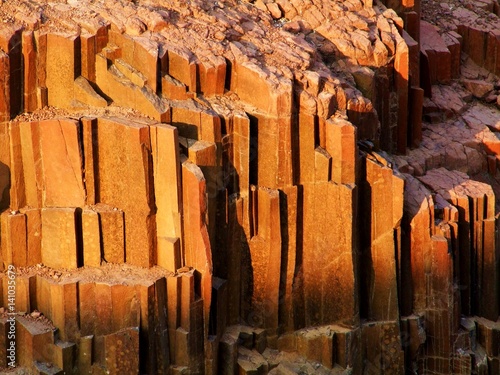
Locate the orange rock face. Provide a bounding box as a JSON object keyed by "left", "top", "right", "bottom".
{"left": 0, "top": 0, "right": 499, "bottom": 374}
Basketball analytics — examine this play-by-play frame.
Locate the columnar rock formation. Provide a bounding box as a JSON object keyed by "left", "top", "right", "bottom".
{"left": 0, "top": 0, "right": 499, "bottom": 374}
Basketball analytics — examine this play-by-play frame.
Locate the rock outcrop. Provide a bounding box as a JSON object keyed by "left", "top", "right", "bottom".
{"left": 0, "top": 0, "right": 499, "bottom": 374}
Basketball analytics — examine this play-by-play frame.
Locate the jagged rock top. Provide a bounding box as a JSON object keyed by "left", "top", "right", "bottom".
{"left": 0, "top": 0, "right": 404, "bottom": 92}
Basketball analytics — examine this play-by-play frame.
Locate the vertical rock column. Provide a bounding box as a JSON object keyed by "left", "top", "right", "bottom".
{"left": 291, "top": 104, "right": 360, "bottom": 329}
{"left": 221, "top": 113, "right": 251, "bottom": 326}
{"left": 0, "top": 25, "right": 22, "bottom": 118}
{"left": 95, "top": 117, "right": 155, "bottom": 267}
{"left": 150, "top": 124, "right": 182, "bottom": 271}
{"left": 358, "top": 151, "right": 405, "bottom": 374}
{"left": 299, "top": 111, "right": 359, "bottom": 328}
{"left": 403, "top": 183, "right": 460, "bottom": 375}
{"left": 403, "top": 175, "right": 442, "bottom": 310}
{"left": 181, "top": 159, "right": 214, "bottom": 373}
{"left": 394, "top": 31, "right": 410, "bottom": 154}
{"left": 22, "top": 31, "right": 37, "bottom": 112}
{"left": 0, "top": 49, "right": 10, "bottom": 210}
{"left": 0, "top": 211, "right": 27, "bottom": 268}
{"left": 41, "top": 208, "right": 79, "bottom": 270}
{"left": 302, "top": 180, "right": 358, "bottom": 327}
{"left": 46, "top": 33, "right": 79, "bottom": 108}
{"left": 424, "top": 234, "right": 458, "bottom": 374}
{"left": 419, "top": 168, "right": 499, "bottom": 321}
{"left": 401, "top": 175, "right": 433, "bottom": 370}
{"left": 2, "top": 119, "right": 86, "bottom": 269}
{"left": 360, "top": 152, "right": 403, "bottom": 322}
{"left": 245, "top": 187, "right": 282, "bottom": 337}
{"left": 402, "top": 168, "right": 499, "bottom": 373}
{"left": 224, "top": 55, "right": 296, "bottom": 335}
{"left": 38, "top": 120, "right": 86, "bottom": 207}
{"left": 9, "top": 119, "right": 85, "bottom": 210}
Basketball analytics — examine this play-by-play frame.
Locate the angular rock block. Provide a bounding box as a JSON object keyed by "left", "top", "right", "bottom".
{"left": 80, "top": 117, "right": 97, "bottom": 205}
{"left": 249, "top": 114, "right": 290, "bottom": 189}
{"left": 0, "top": 123, "right": 9, "bottom": 211}
{"left": 219, "top": 332, "right": 238, "bottom": 375}
{"left": 77, "top": 335, "right": 93, "bottom": 374}
{"left": 198, "top": 56, "right": 226, "bottom": 96}
{"left": 152, "top": 277, "right": 171, "bottom": 373}
{"left": 41, "top": 207, "right": 79, "bottom": 270}
{"left": 16, "top": 316, "right": 54, "bottom": 369}
{"left": 73, "top": 76, "right": 108, "bottom": 107}
{"left": 297, "top": 113, "right": 316, "bottom": 184}
{"left": 162, "top": 74, "right": 189, "bottom": 100}
{"left": 475, "top": 317, "right": 500, "bottom": 357}
{"left": 157, "top": 237, "right": 181, "bottom": 272}
{"left": 38, "top": 120, "right": 86, "bottom": 207}
{"left": 103, "top": 327, "right": 140, "bottom": 375}
{"left": 46, "top": 33, "right": 78, "bottom": 108}
{"left": 0, "top": 50, "right": 10, "bottom": 123}
{"left": 80, "top": 32, "right": 97, "bottom": 82}
{"left": 296, "top": 327, "right": 334, "bottom": 368}
{"left": 93, "top": 282, "right": 114, "bottom": 336}
{"left": 12, "top": 275, "right": 33, "bottom": 313}
{"left": 326, "top": 118, "right": 357, "bottom": 184}
{"left": 131, "top": 36, "right": 159, "bottom": 93}
{"left": 14, "top": 119, "right": 85, "bottom": 208}
{"left": 167, "top": 48, "right": 197, "bottom": 93}
{"left": 81, "top": 209, "right": 101, "bottom": 267}
{"left": 179, "top": 270, "right": 195, "bottom": 333}
{"left": 23, "top": 208, "right": 42, "bottom": 266}
{"left": 0, "top": 211, "right": 27, "bottom": 268}
{"left": 237, "top": 347, "right": 268, "bottom": 374}
{"left": 35, "top": 275, "right": 53, "bottom": 321}
{"left": 442, "top": 31, "right": 462, "bottom": 79}
{"left": 53, "top": 341, "right": 76, "bottom": 374}
{"left": 18, "top": 121, "right": 42, "bottom": 207}
{"left": 95, "top": 53, "right": 169, "bottom": 121}
{"left": 278, "top": 185, "right": 299, "bottom": 334}
{"left": 8, "top": 121, "right": 27, "bottom": 210}
{"left": 0, "top": 25, "right": 22, "bottom": 117}
{"left": 230, "top": 60, "right": 292, "bottom": 117}
{"left": 167, "top": 274, "right": 181, "bottom": 361}
{"left": 51, "top": 281, "right": 79, "bottom": 342}
{"left": 96, "top": 205, "right": 125, "bottom": 264}
{"left": 211, "top": 277, "right": 228, "bottom": 340}
{"left": 362, "top": 321, "right": 404, "bottom": 374}
{"left": 112, "top": 284, "right": 141, "bottom": 332}
{"left": 79, "top": 282, "right": 98, "bottom": 337}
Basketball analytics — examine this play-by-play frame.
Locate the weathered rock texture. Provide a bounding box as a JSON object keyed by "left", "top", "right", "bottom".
{"left": 0, "top": 0, "right": 499, "bottom": 374}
